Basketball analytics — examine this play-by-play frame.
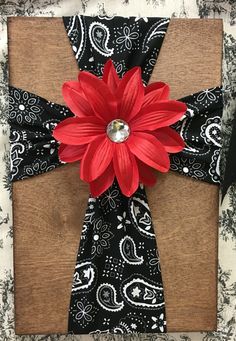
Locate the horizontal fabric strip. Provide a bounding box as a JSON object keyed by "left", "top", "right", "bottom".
{"left": 8, "top": 85, "right": 223, "bottom": 185}
{"left": 8, "top": 86, "right": 73, "bottom": 180}
{"left": 172, "top": 86, "right": 223, "bottom": 184}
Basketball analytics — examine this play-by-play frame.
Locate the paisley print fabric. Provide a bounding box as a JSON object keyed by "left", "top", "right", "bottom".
{"left": 63, "top": 15, "right": 170, "bottom": 84}
{"left": 68, "top": 182, "right": 166, "bottom": 334}
{"left": 8, "top": 86, "right": 223, "bottom": 185}
{"left": 8, "top": 86, "right": 73, "bottom": 181}
{"left": 171, "top": 87, "right": 223, "bottom": 184}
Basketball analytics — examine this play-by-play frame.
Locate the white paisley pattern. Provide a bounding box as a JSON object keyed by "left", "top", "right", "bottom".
{"left": 63, "top": 15, "right": 169, "bottom": 84}
{"left": 96, "top": 283, "right": 124, "bottom": 312}
{"left": 9, "top": 131, "right": 25, "bottom": 179}
{"left": 200, "top": 116, "right": 222, "bottom": 147}
{"left": 89, "top": 21, "right": 114, "bottom": 56}
{"left": 122, "top": 275, "right": 165, "bottom": 309}
{"left": 72, "top": 261, "right": 97, "bottom": 293}
{"left": 170, "top": 86, "right": 223, "bottom": 183}
{"left": 8, "top": 86, "right": 73, "bottom": 181}
{"left": 119, "top": 236, "right": 144, "bottom": 264}
{"left": 129, "top": 196, "right": 156, "bottom": 238}
{"left": 141, "top": 18, "right": 170, "bottom": 53}
{"left": 68, "top": 182, "right": 166, "bottom": 333}
{"left": 209, "top": 149, "right": 221, "bottom": 183}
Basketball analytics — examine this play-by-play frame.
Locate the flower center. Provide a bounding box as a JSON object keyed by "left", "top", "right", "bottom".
{"left": 93, "top": 234, "right": 99, "bottom": 241}
{"left": 106, "top": 119, "right": 130, "bottom": 143}
{"left": 19, "top": 104, "right": 25, "bottom": 111}
{"left": 183, "top": 167, "right": 189, "bottom": 173}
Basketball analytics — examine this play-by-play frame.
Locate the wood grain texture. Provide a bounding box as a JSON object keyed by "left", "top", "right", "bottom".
{"left": 8, "top": 17, "right": 222, "bottom": 334}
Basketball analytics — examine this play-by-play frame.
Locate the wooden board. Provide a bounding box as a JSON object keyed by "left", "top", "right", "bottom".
{"left": 8, "top": 17, "right": 222, "bottom": 334}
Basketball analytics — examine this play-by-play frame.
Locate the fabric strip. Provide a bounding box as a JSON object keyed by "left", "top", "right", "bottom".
{"left": 8, "top": 86, "right": 223, "bottom": 185}
{"left": 68, "top": 181, "right": 166, "bottom": 334}
{"left": 8, "top": 86, "right": 73, "bottom": 180}
{"left": 62, "top": 15, "right": 170, "bottom": 84}
{"left": 171, "top": 87, "right": 223, "bottom": 184}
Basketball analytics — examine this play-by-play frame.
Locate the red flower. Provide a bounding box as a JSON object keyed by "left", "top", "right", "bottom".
{"left": 53, "top": 60, "right": 186, "bottom": 197}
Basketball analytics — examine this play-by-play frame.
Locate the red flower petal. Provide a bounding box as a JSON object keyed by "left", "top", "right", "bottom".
{"left": 153, "top": 127, "right": 185, "bottom": 153}
{"left": 80, "top": 135, "right": 113, "bottom": 182}
{"left": 102, "top": 60, "right": 120, "bottom": 94}
{"left": 143, "top": 82, "right": 170, "bottom": 108}
{"left": 117, "top": 67, "right": 144, "bottom": 121}
{"left": 79, "top": 71, "right": 117, "bottom": 123}
{"left": 130, "top": 100, "right": 187, "bottom": 131}
{"left": 53, "top": 116, "right": 105, "bottom": 145}
{"left": 137, "top": 159, "right": 157, "bottom": 186}
{"left": 113, "top": 143, "right": 139, "bottom": 197}
{"left": 90, "top": 163, "right": 115, "bottom": 197}
{"left": 58, "top": 143, "right": 87, "bottom": 162}
{"left": 62, "top": 81, "right": 94, "bottom": 117}
{"left": 127, "top": 132, "right": 170, "bottom": 173}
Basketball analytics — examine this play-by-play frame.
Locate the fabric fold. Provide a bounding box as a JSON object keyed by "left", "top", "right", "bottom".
{"left": 8, "top": 86, "right": 73, "bottom": 180}
{"left": 174, "top": 86, "right": 223, "bottom": 184}
{"left": 68, "top": 182, "right": 166, "bottom": 334}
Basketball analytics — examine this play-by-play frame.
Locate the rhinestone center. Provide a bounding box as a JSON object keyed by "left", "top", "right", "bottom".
{"left": 106, "top": 119, "right": 130, "bottom": 143}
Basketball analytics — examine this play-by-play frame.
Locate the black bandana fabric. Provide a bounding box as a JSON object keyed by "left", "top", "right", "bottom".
{"left": 68, "top": 181, "right": 166, "bottom": 334}
{"left": 63, "top": 15, "right": 170, "bottom": 84}
{"left": 8, "top": 14, "right": 223, "bottom": 335}
{"left": 172, "top": 87, "right": 223, "bottom": 184}
{"left": 8, "top": 86, "right": 73, "bottom": 181}
{"left": 8, "top": 86, "right": 223, "bottom": 185}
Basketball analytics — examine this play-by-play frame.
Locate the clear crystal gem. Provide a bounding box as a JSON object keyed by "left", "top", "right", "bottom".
{"left": 106, "top": 119, "right": 130, "bottom": 143}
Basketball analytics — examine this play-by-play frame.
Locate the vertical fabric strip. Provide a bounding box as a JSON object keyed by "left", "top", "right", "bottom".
{"left": 63, "top": 15, "right": 169, "bottom": 84}
{"left": 68, "top": 182, "right": 166, "bottom": 334}
{"left": 63, "top": 15, "right": 169, "bottom": 334}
